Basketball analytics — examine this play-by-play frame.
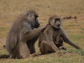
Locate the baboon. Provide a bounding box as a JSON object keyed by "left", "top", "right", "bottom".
{"left": 0, "top": 10, "right": 45, "bottom": 59}
{"left": 55, "top": 35, "right": 66, "bottom": 50}
{"left": 38, "top": 15, "right": 81, "bottom": 54}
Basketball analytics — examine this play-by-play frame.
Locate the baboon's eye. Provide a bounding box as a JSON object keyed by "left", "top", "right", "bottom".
{"left": 55, "top": 19, "right": 60, "bottom": 21}
{"left": 55, "top": 19, "right": 60, "bottom": 22}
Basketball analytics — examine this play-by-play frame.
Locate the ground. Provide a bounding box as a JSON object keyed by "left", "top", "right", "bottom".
{"left": 0, "top": 0, "right": 84, "bottom": 63}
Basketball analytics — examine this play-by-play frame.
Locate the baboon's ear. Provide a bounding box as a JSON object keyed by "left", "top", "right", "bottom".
{"left": 49, "top": 17, "right": 52, "bottom": 24}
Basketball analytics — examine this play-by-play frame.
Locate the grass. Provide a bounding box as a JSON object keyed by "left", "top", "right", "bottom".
{"left": 0, "top": 0, "right": 84, "bottom": 63}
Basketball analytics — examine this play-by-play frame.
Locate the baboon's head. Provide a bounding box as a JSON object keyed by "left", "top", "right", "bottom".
{"left": 49, "top": 15, "right": 61, "bottom": 30}
{"left": 26, "top": 10, "right": 40, "bottom": 28}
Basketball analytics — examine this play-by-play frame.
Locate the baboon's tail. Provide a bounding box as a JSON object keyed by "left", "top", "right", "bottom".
{"left": 0, "top": 54, "right": 9, "bottom": 59}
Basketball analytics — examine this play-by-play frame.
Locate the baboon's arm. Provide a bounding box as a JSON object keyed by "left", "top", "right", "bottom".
{"left": 21, "top": 26, "right": 45, "bottom": 41}
{"left": 44, "top": 27, "right": 59, "bottom": 52}
{"left": 61, "top": 28, "right": 82, "bottom": 49}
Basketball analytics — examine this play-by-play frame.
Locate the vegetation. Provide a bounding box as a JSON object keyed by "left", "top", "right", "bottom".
{"left": 0, "top": 0, "right": 84, "bottom": 63}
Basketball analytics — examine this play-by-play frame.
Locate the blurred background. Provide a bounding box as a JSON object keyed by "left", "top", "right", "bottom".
{"left": 0, "top": 0, "right": 84, "bottom": 63}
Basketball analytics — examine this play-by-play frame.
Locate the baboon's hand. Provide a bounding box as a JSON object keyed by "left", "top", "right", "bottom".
{"left": 59, "top": 46, "right": 66, "bottom": 50}
{"left": 39, "top": 25, "right": 46, "bottom": 31}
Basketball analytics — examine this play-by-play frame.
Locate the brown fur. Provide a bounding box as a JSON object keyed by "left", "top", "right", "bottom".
{"left": 0, "top": 10, "right": 45, "bottom": 59}
{"left": 55, "top": 35, "right": 66, "bottom": 50}
{"left": 39, "top": 15, "right": 81, "bottom": 54}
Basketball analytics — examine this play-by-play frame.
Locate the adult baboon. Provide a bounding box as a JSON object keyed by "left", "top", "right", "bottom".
{"left": 0, "top": 10, "right": 45, "bottom": 59}
{"left": 38, "top": 15, "right": 81, "bottom": 54}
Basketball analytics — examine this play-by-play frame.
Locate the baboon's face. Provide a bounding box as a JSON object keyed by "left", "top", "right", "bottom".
{"left": 50, "top": 16, "right": 61, "bottom": 29}
{"left": 27, "top": 10, "right": 40, "bottom": 28}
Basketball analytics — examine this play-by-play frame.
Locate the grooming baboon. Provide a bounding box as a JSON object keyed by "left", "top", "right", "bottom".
{"left": 0, "top": 10, "right": 45, "bottom": 59}
{"left": 38, "top": 15, "right": 81, "bottom": 54}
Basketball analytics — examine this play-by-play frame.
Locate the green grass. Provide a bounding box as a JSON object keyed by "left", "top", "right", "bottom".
{"left": 0, "top": 0, "right": 84, "bottom": 63}
{"left": 0, "top": 50, "right": 84, "bottom": 63}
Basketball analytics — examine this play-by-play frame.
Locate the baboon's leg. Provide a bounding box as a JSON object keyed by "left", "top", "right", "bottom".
{"left": 44, "top": 29, "right": 59, "bottom": 52}
{"left": 26, "top": 35, "right": 39, "bottom": 54}
{"left": 19, "top": 42, "right": 30, "bottom": 58}
{"left": 29, "top": 35, "right": 39, "bottom": 54}
{"left": 40, "top": 41, "right": 54, "bottom": 54}
{"left": 28, "top": 43, "right": 36, "bottom": 54}
{"left": 26, "top": 40, "right": 36, "bottom": 54}
{"left": 10, "top": 41, "right": 30, "bottom": 58}
{"left": 10, "top": 41, "right": 23, "bottom": 58}
{"left": 30, "top": 45, "right": 35, "bottom": 54}
{"left": 10, "top": 45, "right": 19, "bottom": 58}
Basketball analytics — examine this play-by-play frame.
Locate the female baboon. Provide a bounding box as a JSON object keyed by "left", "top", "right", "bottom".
{"left": 38, "top": 15, "right": 81, "bottom": 54}
{"left": 0, "top": 10, "right": 45, "bottom": 59}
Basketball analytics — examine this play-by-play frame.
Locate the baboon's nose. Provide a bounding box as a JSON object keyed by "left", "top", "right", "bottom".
{"left": 57, "top": 24, "right": 60, "bottom": 27}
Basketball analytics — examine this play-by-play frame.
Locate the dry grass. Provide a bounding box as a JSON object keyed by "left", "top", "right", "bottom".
{"left": 0, "top": 0, "right": 84, "bottom": 63}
